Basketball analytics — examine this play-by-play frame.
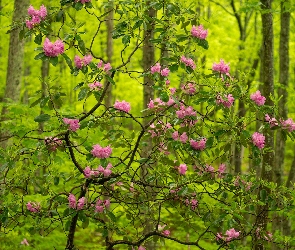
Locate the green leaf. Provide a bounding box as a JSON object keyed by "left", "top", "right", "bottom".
{"left": 74, "top": 2, "right": 83, "bottom": 11}
{"left": 30, "top": 97, "right": 42, "bottom": 108}
{"left": 49, "top": 56, "right": 58, "bottom": 66}
{"left": 40, "top": 96, "right": 49, "bottom": 108}
{"left": 107, "top": 211, "right": 116, "bottom": 222}
{"left": 19, "top": 29, "right": 25, "bottom": 40}
{"left": 260, "top": 189, "right": 267, "bottom": 202}
{"left": 54, "top": 177, "right": 59, "bottom": 186}
{"left": 34, "top": 114, "right": 51, "bottom": 123}
{"left": 169, "top": 64, "right": 178, "bottom": 72}
{"left": 78, "top": 39, "right": 86, "bottom": 54}
{"left": 78, "top": 88, "right": 88, "bottom": 101}
{"left": 122, "top": 35, "right": 130, "bottom": 45}
{"left": 197, "top": 39, "right": 209, "bottom": 50}
{"left": 206, "top": 137, "right": 214, "bottom": 148}
{"left": 160, "top": 91, "right": 169, "bottom": 102}
{"left": 105, "top": 74, "right": 115, "bottom": 85}
{"left": 56, "top": 10, "right": 64, "bottom": 22}
{"left": 82, "top": 217, "right": 89, "bottom": 228}
{"left": 133, "top": 20, "right": 143, "bottom": 29}
{"left": 62, "top": 53, "right": 73, "bottom": 69}
{"left": 34, "top": 33, "right": 42, "bottom": 45}
{"left": 34, "top": 52, "right": 46, "bottom": 60}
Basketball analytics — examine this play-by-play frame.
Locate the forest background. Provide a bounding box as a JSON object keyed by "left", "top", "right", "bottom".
{"left": 0, "top": 0, "right": 295, "bottom": 249}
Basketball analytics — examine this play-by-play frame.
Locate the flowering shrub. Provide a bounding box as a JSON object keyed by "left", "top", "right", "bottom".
{"left": 1, "top": 1, "right": 295, "bottom": 250}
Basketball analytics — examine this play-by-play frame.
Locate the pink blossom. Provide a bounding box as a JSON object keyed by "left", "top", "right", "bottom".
{"left": 180, "top": 56, "right": 196, "bottom": 70}
{"left": 191, "top": 199, "right": 198, "bottom": 210}
{"left": 217, "top": 163, "right": 226, "bottom": 178}
{"left": 250, "top": 90, "right": 266, "bottom": 106}
{"left": 190, "top": 138, "right": 207, "bottom": 151}
{"left": 74, "top": 54, "right": 92, "bottom": 69}
{"left": 91, "top": 144, "right": 112, "bottom": 158}
{"left": 77, "top": 197, "right": 86, "bottom": 210}
{"left": 212, "top": 59, "right": 230, "bottom": 74}
{"left": 26, "top": 5, "right": 47, "bottom": 29}
{"left": 161, "top": 68, "right": 170, "bottom": 77}
{"left": 98, "top": 163, "right": 113, "bottom": 177}
{"left": 265, "top": 114, "right": 278, "bottom": 128}
{"left": 21, "top": 239, "right": 29, "bottom": 246}
{"left": 68, "top": 194, "right": 76, "bottom": 209}
{"left": 26, "top": 202, "right": 41, "bottom": 213}
{"left": 44, "top": 136, "right": 62, "bottom": 151}
{"left": 181, "top": 82, "right": 196, "bottom": 95}
{"left": 170, "top": 88, "right": 176, "bottom": 94}
{"left": 43, "top": 38, "right": 64, "bottom": 57}
{"left": 191, "top": 24, "right": 208, "bottom": 40}
{"left": 179, "top": 132, "right": 188, "bottom": 143}
{"left": 216, "top": 232, "right": 223, "bottom": 241}
{"left": 76, "top": 0, "right": 91, "bottom": 4}
{"left": 216, "top": 94, "right": 235, "bottom": 108}
{"left": 103, "top": 63, "right": 112, "bottom": 72}
{"left": 97, "top": 60, "right": 103, "bottom": 68}
{"left": 225, "top": 228, "right": 240, "bottom": 241}
{"left": 265, "top": 231, "right": 273, "bottom": 242}
{"left": 163, "top": 230, "right": 170, "bottom": 236}
{"left": 176, "top": 105, "right": 196, "bottom": 119}
{"left": 95, "top": 198, "right": 110, "bottom": 213}
{"left": 151, "top": 63, "right": 161, "bottom": 74}
{"left": 39, "top": 5, "right": 47, "bottom": 19}
{"left": 114, "top": 100, "right": 131, "bottom": 113}
{"left": 63, "top": 118, "right": 80, "bottom": 132}
{"left": 89, "top": 81, "right": 103, "bottom": 90}
{"left": 138, "top": 246, "right": 146, "bottom": 250}
{"left": 178, "top": 164, "right": 187, "bottom": 175}
{"left": 252, "top": 132, "right": 265, "bottom": 149}
{"left": 165, "top": 80, "right": 170, "bottom": 85}
{"left": 172, "top": 131, "right": 179, "bottom": 140}
{"left": 280, "top": 118, "right": 295, "bottom": 132}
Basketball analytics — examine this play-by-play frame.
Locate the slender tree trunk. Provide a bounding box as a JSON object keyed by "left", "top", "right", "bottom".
{"left": 272, "top": 0, "right": 290, "bottom": 244}
{"left": 0, "top": 0, "right": 29, "bottom": 147}
{"left": 254, "top": 1, "right": 274, "bottom": 249}
{"left": 104, "top": 6, "right": 114, "bottom": 108}
{"left": 142, "top": 2, "right": 156, "bottom": 249}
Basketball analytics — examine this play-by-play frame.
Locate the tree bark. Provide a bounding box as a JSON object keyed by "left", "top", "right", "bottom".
{"left": 254, "top": 0, "right": 274, "bottom": 249}
{"left": 104, "top": 5, "right": 114, "bottom": 108}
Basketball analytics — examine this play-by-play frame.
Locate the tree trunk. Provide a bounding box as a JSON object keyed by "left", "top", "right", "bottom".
{"left": 142, "top": 2, "right": 156, "bottom": 249}
{"left": 254, "top": 0, "right": 274, "bottom": 249}
{"left": 0, "top": 0, "right": 29, "bottom": 147}
{"left": 104, "top": 5, "right": 114, "bottom": 108}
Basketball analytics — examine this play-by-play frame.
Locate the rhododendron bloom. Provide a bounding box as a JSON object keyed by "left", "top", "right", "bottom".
{"left": 181, "top": 82, "right": 196, "bottom": 95}
{"left": 191, "top": 199, "right": 198, "bottom": 210}
{"left": 138, "top": 246, "right": 146, "bottom": 250}
{"left": 43, "top": 38, "right": 64, "bottom": 57}
{"left": 216, "top": 94, "right": 235, "bottom": 108}
{"left": 89, "top": 81, "right": 103, "bottom": 90}
{"left": 68, "top": 193, "right": 76, "bottom": 209}
{"left": 217, "top": 163, "right": 226, "bottom": 178}
{"left": 114, "top": 100, "right": 131, "bottom": 113}
{"left": 265, "top": 114, "right": 278, "bottom": 128}
{"left": 26, "top": 5, "right": 47, "bottom": 29}
{"left": 103, "top": 63, "right": 112, "bottom": 72}
{"left": 163, "top": 230, "right": 170, "bottom": 236}
{"left": 151, "top": 63, "right": 161, "bottom": 74}
{"left": 191, "top": 25, "right": 208, "bottom": 40}
{"left": 250, "top": 90, "right": 266, "bottom": 106}
{"left": 21, "top": 239, "right": 29, "bottom": 246}
{"left": 26, "top": 202, "right": 41, "bottom": 213}
{"left": 252, "top": 132, "right": 265, "bottom": 149}
{"left": 180, "top": 56, "right": 196, "bottom": 69}
{"left": 212, "top": 59, "right": 230, "bottom": 74}
{"left": 190, "top": 138, "right": 207, "bottom": 151}
{"left": 280, "top": 118, "right": 295, "bottom": 132}
{"left": 91, "top": 144, "right": 112, "bottom": 158}
{"left": 161, "top": 67, "right": 170, "bottom": 77}
{"left": 179, "top": 132, "right": 188, "bottom": 143}
{"left": 178, "top": 164, "right": 187, "bottom": 175}
{"left": 77, "top": 197, "right": 86, "bottom": 210}
{"left": 76, "top": 0, "right": 91, "bottom": 4}
{"left": 95, "top": 198, "right": 110, "bottom": 213}
{"left": 74, "top": 54, "right": 92, "bottom": 69}
{"left": 63, "top": 118, "right": 80, "bottom": 132}
{"left": 225, "top": 228, "right": 240, "bottom": 241}
{"left": 176, "top": 105, "right": 196, "bottom": 119}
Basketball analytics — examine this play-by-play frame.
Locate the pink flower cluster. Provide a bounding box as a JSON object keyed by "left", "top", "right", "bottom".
{"left": 44, "top": 137, "right": 62, "bottom": 151}
{"left": 185, "top": 198, "right": 198, "bottom": 210}
{"left": 89, "top": 81, "right": 103, "bottom": 91}
{"left": 234, "top": 176, "right": 252, "bottom": 191}
{"left": 26, "top": 5, "right": 47, "bottom": 29}
{"left": 212, "top": 59, "right": 230, "bottom": 74}
{"left": 68, "top": 193, "right": 86, "bottom": 210}
{"left": 150, "top": 63, "right": 170, "bottom": 77}
{"left": 97, "top": 60, "right": 112, "bottom": 72}
{"left": 84, "top": 163, "right": 112, "bottom": 178}
{"left": 74, "top": 54, "right": 92, "bottom": 69}
{"left": 216, "top": 94, "right": 235, "bottom": 108}
{"left": 172, "top": 131, "right": 188, "bottom": 143}
{"left": 43, "top": 38, "right": 64, "bottom": 57}
{"left": 148, "top": 121, "right": 172, "bottom": 138}
{"left": 177, "top": 164, "right": 188, "bottom": 175}
{"left": 176, "top": 105, "right": 196, "bottom": 119}
{"left": 76, "top": 0, "right": 91, "bottom": 3}
{"left": 252, "top": 132, "right": 265, "bottom": 149}
{"left": 63, "top": 118, "right": 80, "bottom": 132}
{"left": 281, "top": 118, "right": 295, "bottom": 132}
{"left": 190, "top": 25, "right": 208, "bottom": 40}
{"left": 147, "top": 97, "right": 175, "bottom": 110}
{"left": 26, "top": 202, "right": 41, "bottom": 213}
{"left": 180, "top": 56, "right": 196, "bottom": 70}
{"left": 181, "top": 82, "right": 196, "bottom": 95}
{"left": 250, "top": 90, "right": 266, "bottom": 106}
{"left": 265, "top": 114, "right": 278, "bottom": 128}
{"left": 190, "top": 138, "right": 207, "bottom": 151}
{"left": 217, "top": 163, "right": 226, "bottom": 178}
{"left": 114, "top": 100, "right": 131, "bottom": 113}
{"left": 217, "top": 228, "right": 240, "bottom": 242}
{"left": 91, "top": 144, "right": 112, "bottom": 159}
{"left": 21, "top": 239, "right": 29, "bottom": 246}
{"left": 95, "top": 198, "right": 110, "bottom": 213}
